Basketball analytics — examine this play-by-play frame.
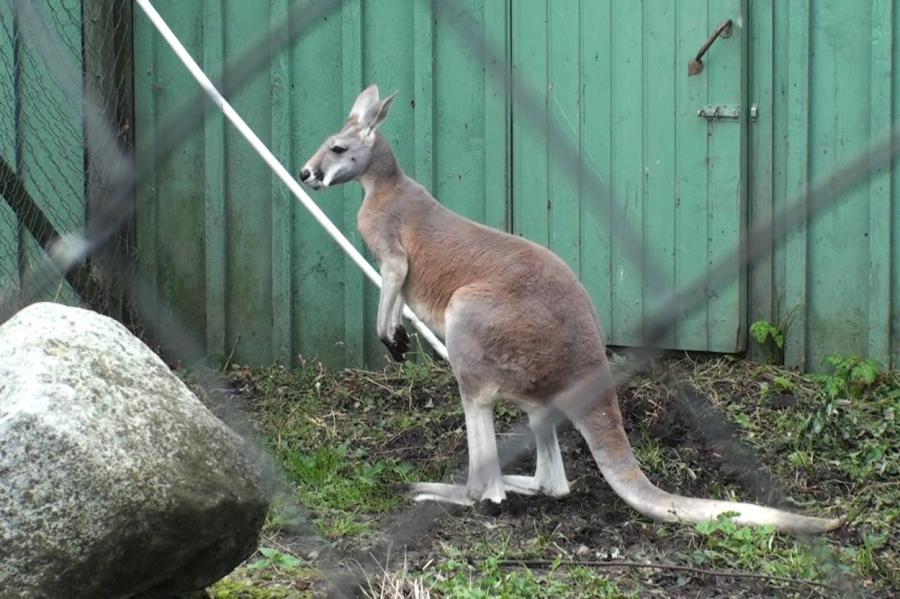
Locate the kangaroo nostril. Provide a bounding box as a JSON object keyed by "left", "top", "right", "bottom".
{"left": 313, "top": 168, "right": 324, "bottom": 181}
{"left": 300, "top": 167, "right": 310, "bottom": 182}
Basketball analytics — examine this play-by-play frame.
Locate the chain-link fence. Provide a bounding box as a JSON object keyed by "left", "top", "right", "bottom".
{"left": 1, "top": 0, "right": 896, "bottom": 596}
{"left": 0, "top": 0, "right": 132, "bottom": 319}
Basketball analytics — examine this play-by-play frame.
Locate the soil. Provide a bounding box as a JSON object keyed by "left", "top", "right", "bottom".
{"left": 220, "top": 356, "right": 894, "bottom": 598}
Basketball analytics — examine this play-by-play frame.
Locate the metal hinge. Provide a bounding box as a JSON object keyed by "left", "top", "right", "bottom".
{"left": 697, "top": 103, "right": 758, "bottom": 122}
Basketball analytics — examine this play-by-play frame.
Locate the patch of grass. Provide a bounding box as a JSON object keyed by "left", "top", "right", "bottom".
{"left": 426, "top": 546, "right": 632, "bottom": 599}
{"left": 229, "top": 357, "right": 465, "bottom": 541}
{"left": 688, "top": 515, "right": 849, "bottom": 583}
{"left": 209, "top": 545, "right": 317, "bottom": 599}
{"left": 650, "top": 355, "right": 899, "bottom": 590}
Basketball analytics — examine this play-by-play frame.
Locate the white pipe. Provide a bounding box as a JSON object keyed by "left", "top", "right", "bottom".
{"left": 135, "top": 0, "right": 449, "bottom": 360}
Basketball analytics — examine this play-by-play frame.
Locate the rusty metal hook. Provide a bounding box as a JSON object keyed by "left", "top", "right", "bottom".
{"left": 688, "top": 19, "right": 733, "bottom": 76}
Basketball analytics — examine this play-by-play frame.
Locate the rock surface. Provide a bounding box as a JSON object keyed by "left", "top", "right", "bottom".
{"left": 0, "top": 302, "right": 270, "bottom": 598}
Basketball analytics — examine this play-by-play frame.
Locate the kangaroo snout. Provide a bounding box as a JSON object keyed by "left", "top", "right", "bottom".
{"left": 299, "top": 166, "right": 323, "bottom": 183}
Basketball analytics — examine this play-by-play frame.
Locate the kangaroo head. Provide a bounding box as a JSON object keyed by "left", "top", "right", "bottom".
{"left": 299, "top": 84, "right": 397, "bottom": 190}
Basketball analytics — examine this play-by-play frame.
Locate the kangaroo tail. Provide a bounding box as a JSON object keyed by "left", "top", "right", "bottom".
{"left": 563, "top": 378, "right": 844, "bottom": 534}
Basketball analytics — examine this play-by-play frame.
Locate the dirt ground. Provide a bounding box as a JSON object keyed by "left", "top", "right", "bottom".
{"left": 196, "top": 353, "right": 898, "bottom": 598}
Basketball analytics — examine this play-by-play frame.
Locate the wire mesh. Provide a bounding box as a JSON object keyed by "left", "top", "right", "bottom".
{"left": 1, "top": 0, "right": 895, "bottom": 597}
{"left": 0, "top": 0, "right": 132, "bottom": 318}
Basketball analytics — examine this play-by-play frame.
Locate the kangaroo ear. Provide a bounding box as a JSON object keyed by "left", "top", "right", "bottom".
{"left": 349, "top": 84, "right": 380, "bottom": 123}
{"left": 363, "top": 91, "right": 398, "bottom": 135}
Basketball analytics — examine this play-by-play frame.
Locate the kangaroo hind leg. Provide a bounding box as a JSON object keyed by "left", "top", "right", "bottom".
{"left": 503, "top": 407, "right": 571, "bottom": 497}
{"left": 411, "top": 383, "right": 506, "bottom": 505}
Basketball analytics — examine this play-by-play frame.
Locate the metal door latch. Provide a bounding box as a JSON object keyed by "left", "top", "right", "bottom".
{"left": 697, "top": 104, "right": 758, "bottom": 122}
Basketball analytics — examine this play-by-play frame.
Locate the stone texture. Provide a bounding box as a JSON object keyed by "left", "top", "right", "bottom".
{"left": 0, "top": 302, "right": 270, "bottom": 598}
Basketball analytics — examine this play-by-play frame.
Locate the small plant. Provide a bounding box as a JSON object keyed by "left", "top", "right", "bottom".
{"left": 749, "top": 305, "right": 800, "bottom": 364}
{"left": 750, "top": 320, "right": 785, "bottom": 364}
{"left": 822, "top": 354, "right": 883, "bottom": 398}
{"left": 248, "top": 547, "right": 303, "bottom": 572}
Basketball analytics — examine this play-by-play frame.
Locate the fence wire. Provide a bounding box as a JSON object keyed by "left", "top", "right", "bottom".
{"left": 1, "top": 0, "right": 895, "bottom": 597}
{"left": 0, "top": 0, "right": 132, "bottom": 319}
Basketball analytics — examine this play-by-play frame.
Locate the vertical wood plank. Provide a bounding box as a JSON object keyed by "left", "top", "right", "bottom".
{"left": 511, "top": 0, "right": 549, "bottom": 246}
{"left": 133, "top": 0, "right": 160, "bottom": 341}
{"left": 674, "top": 0, "right": 710, "bottom": 349}
{"left": 18, "top": 0, "right": 83, "bottom": 305}
{"left": 270, "top": 0, "right": 292, "bottom": 365}
{"left": 705, "top": 0, "right": 745, "bottom": 351}
{"left": 0, "top": 3, "right": 20, "bottom": 297}
{"left": 783, "top": 0, "right": 810, "bottom": 369}
{"left": 289, "top": 5, "right": 345, "bottom": 366}
{"left": 642, "top": 0, "right": 677, "bottom": 348}
{"left": 434, "top": 0, "right": 487, "bottom": 224}
{"left": 83, "top": 0, "right": 133, "bottom": 319}
{"left": 342, "top": 0, "right": 366, "bottom": 366}
{"left": 610, "top": 0, "right": 644, "bottom": 345}
{"left": 806, "top": 2, "right": 871, "bottom": 368}
{"left": 413, "top": 0, "right": 434, "bottom": 193}
{"left": 202, "top": 0, "right": 225, "bottom": 361}
{"left": 548, "top": 0, "right": 580, "bottom": 275}
{"left": 224, "top": 0, "right": 274, "bottom": 363}
{"left": 580, "top": 0, "right": 613, "bottom": 334}
{"left": 747, "top": 0, "right": 776, "bottom": 361}
{"left": 483, "top": 0, "right": 509, "bottom": 231}
{"left": 868, "top": 0, "right": 893, "bottom": 363}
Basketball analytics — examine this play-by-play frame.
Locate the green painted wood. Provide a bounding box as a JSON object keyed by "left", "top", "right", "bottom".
{"left": 135, "top": 0, "right": 499, "bottom": 368}
{"left": 17, "top": 0, "right": 83, "bottom": 305}
{"left": 608, "top": 0, "right": 644, "bottom": 346}
{"left": 134, "top": 0, "right": 900, "bottom": 371}
{"left": 341, "top": 0, "right": 366, "bottom": 366}
{"left": 749, "top": 0, "right": 900, "bottom": 371}
{"left": 434, "top": 0, "right": 494, "bottom": 224}
{"left": 413, "top": 0, "right": 434, "bottom": 193}
{"left": 270, "top": 0, "right": 292, "bottom": 365}
{"left": 511, "top": 0, "right": 745, "bottom": 352}
{"left": 511, "top": 0, "right": 549, "bottom": 247}
{"left": 809, "top": 1, "right": 881, "bottom": 369}
{"left": 579, "top": 0, "right": 613, "bottom": 335}
{"left": 869, "top": 0, "right": 893, "bottom": 363}
{"left": 892, "top": 0, "right": 900, "bottom": 369}
{"left": 547, "top": 0, "right": 580, "bottom": 277}
{"left": 362, "top": 0, "right": 412, "bottom": 365}
{"left": 783, "top": 0, "right": 810, "bottom": 369}
{"left": 673, "top": 0, "right": 712, "bottom": 350}
{"left": 224, "top": 0, "right": 274, "bottom": 364}
{"left": 642, "top": 0, "right": 677, "bottom": 348}
{"left": 0, "top": 4, "right": 18, "bottom": 296}
{"left": 133, "top": 0, "right": 159, "bottom": 339}
{"left": 134, "top": 0, "right": 207, "bottom": 351}
{"left": 202, "top": 0, "right": 226, "bottom": 361}
{"left": 705, "top": 0, "right": 746, "bottom": 351}
{"left": 482, "top": 0, "right": 510, "bottom": 231}
{"left": 747, "top": 0, "right": 776, "bottom": 362}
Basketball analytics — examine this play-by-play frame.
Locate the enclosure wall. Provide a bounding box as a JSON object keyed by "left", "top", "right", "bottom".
{"left": 135, "top": 0, "right": 508, "bottom": 367}
{"left": 135, "top": 0, "right": 900, "bottom": 371}
{"left": 748, "top": 0, "right": 900, "bottom": 371}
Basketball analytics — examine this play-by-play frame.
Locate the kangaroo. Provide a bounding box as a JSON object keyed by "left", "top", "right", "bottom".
{"left": 298, "top": 85, "right": 843, "bottom": 534}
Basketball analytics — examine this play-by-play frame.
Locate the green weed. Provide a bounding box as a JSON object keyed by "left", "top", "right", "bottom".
{"left": 248, "top": 547, "right": 303, "bottom": 572}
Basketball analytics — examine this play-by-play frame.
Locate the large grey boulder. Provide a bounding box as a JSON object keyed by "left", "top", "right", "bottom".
{"left": 0, "top": 302, "right": 271, "bottom": 598}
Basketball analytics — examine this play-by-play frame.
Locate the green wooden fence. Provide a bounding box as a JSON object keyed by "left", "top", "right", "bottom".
{"left": 0, "top": 0, "right": 85, "bottom": 307}
{"left": 135, "top": 0, "right": 900, "bottom": 372}
{"left": 0, "top": 0, "right": 132, "bottom": 317}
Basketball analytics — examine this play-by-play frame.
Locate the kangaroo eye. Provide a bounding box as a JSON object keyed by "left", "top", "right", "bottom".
{"left": 331, "top": 145, "right": 347, "bottom": 154}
